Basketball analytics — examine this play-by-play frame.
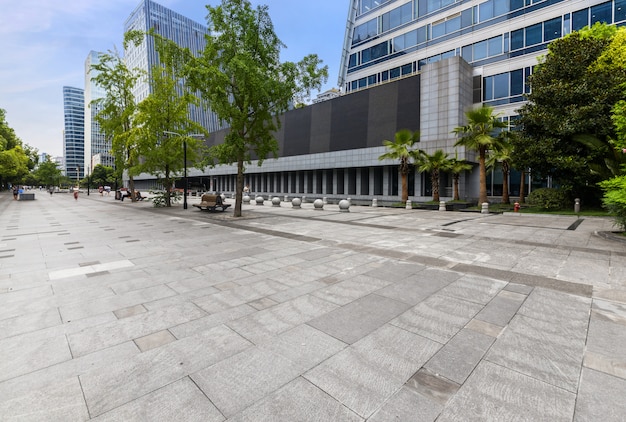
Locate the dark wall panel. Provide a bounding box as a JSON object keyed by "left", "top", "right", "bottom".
{"left": 366, "top": 81, "right": 400, "bottom": 148}
{"left": 282, "top": 106, "right": 312, "bottom": 156}
{"left": 329, "top": 89, "right": 370, "bottom": 152}
{"left": 310, "top": 100, "right": 332, "bottom": 154}
{"left": 396, "top": 75, "right": 421, "bottom": 132}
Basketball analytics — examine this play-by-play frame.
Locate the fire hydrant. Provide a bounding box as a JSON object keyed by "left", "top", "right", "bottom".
{"left": 514, "top": 202, "right": 520, "bottom": 212}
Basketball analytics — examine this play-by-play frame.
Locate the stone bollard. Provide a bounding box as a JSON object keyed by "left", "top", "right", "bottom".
{"left": 272, "top": 197, "right": 281, "bottom": 207}
{"left": 255, "top": 195, "right": 264, "bottom": 206}
{"left": 284, "top": 195, "right": 288, "bottom": 202}
{"left": 323, "top": 197, "right": 327, "bottom": 204}
{"left": 372, "top": 198, "right": 378, "bottom": 207}
{"left": 406, "top": 200, "right": 412, "bottom": 210}
{"left": 313, "top": 199, "right": 324, "bottom": 210}
{"left": 232, "top": 193, "right": 235, "bottom": 199}
{"left": 574, "top": 198, "right": 580, "bottom": 214}
{"left": 481, "top": 202, "right": 489, "bottom": 214}
{"left": 347, "top": 197, "right": 352, "bottom": 206}
{"left": 243, "top": 194, "right": 250, "bottom": 204}
{"left": 439, "top": 200, "right": 446, "bottom": 211}
{"left": 339, "top": 199, "right": 350, "bottom": 212}
{"left": 302, "top": 196, "right": 306, "bottom": 203}
{"left": 292, "top": 197, "right": 302, "bottom": 209}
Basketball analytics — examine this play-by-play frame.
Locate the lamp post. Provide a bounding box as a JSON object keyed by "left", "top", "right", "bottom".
{"left": 163, "top": 131, "right": 204, "bottom": 210}
{"left": 76, "top": 166, "right": 79, "bottom": 187}
{"left": 87, "top": 166, "right": 90, "bottom": 196}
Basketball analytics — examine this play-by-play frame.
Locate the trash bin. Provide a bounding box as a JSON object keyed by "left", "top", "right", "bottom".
{"left": 115, "top": 190, "right": 121, "bottom": 200}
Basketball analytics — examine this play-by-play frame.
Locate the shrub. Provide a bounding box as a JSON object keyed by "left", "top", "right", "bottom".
{"left": 149, "top": 190, "right": 181, "bottom": 208}
{"left": 600, "top": 175, "right": 626, "bottom": 231}
{"left": 527, "top": 188, "right": 569, "bottom": 210}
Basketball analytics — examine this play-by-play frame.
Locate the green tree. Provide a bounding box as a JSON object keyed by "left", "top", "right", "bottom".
{"left": 0, "top": 145, "right": 29, "bottom": 186}
{"left": 453, "top": 105, "right": 507, "bottom": 205}
{"left": 379, "top": 129, "right": 420, "bottom": 202}
{"left": 517, "top": 23, "right": 626, "bottom": 203}
{"left": 165, "top": 0, "right": 328, "bottom": 217}
{"left": 132, "top": 39, "right": 207, "bottom": 207}
{"left": 90, "top": 164, "right": 116, "bottom": 187}
{"left": 416, "top": 149, "right": 450, "bottom": 202}
{"left": 448, "top": 153, "right": 472, "bottom": 201}
{"left": 486, "top": 136, "right": 514, "bottom": 204}
{"left": 33, "top": 159, "right": 62, "bottom": 188}
{"left": 91, "top": 33, "right": 143, "bottom": 201}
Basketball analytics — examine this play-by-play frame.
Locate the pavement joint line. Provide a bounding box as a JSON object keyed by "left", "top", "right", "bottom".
{"left": 48, "top": 259, "right": 134, "bottom": 280}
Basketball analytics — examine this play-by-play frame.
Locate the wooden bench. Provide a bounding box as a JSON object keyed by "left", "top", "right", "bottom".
{"left": 193, "top": 194, "right": 231, "bottom": 212}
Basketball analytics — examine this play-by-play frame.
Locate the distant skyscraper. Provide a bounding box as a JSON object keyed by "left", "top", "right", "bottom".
{"left": 63, "top": 86, "right": 85, "bottom": 181}
{"left": 84, "top": 51, "right": 114, "bottom": 172}
{"left": 124, "top": 0, "right": 221, "bottom": 132}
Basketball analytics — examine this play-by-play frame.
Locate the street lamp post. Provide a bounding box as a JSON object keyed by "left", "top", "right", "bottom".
{"left": 163, "top": 131, "right": 204, "bottom": 210}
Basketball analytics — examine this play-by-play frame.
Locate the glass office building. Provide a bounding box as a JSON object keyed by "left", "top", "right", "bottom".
{"left": 340, "top": 0, "right": 625, "bottom": 120}
{"left": 124, "top": 0, "right": 221, "bottom": 133}
{"left": 63, "top": 86, "right": 85, "bottom": 182}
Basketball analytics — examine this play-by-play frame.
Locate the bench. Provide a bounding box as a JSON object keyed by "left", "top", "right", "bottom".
{"left": 193, "top": 194, "right": 231, "bottom": 212}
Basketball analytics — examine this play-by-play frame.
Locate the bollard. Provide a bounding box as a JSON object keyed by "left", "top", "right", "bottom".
{"left": 338, "top": 199, "right": 350, "bottom": 212}
{"left": 406, "top": 200, "right": 412, "bottom": 210}
{"left": 574, "top": 198, "right": 580, "bottom": 214}
{"left": 439, "top": 200, "right": 446, "bottom": 211}
{"left": 481, "top": 202, "right": 489, "bottom": 214}
{"left": 292, "top": 197, "right": 302, "bottom": 209}
{"left": 255, "top": 195, "right": 264, "bottom": 206}
{"left": 323, "top": 196, "right": 327, "bottom": 204}
{"left": 243, "top": 194, "right": 250, "bottom": 204}
{"left": 313, "top": 199, "right": 324, "bottom": 210}
{"left": 284, "top": 195, "right": 288, "bottom": 202}
{"left": 272, "top": 197, "right": 281, "bottom": 207}
{"left": 372, "top": 198, "right": 378, "bottom": 207}
{"left": 347, "top": 197, "right": 352, "bottom": 206}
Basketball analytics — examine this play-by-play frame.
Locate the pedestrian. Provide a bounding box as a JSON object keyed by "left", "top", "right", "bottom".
{"left": 12, "top": 185, "right": 18, "bottom": 200}
{"left": 73, "top": 186, "right": 79, "bottom": 201}
{"left": 98, "top": 186, "right": 104, "bottom": 196}
{"left": 48, "top": 186, "right": 54, "bottom": 196}
{"left": 104, "top": 186, "right": 111, "bottom": 196}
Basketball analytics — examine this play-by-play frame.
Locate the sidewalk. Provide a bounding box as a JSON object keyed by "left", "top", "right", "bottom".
{"left": 1, "top": 191, "right": 625, "bottom": 420}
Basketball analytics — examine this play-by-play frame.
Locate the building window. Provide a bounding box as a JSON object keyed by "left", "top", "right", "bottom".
{"left": 591, "top": 1, "right": 612, "bottom": 25}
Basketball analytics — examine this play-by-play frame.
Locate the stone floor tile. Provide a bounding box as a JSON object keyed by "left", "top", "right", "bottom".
{"left": 465, "top": 318, "right": 504, "bottom": 338}
{"left": 438, "top": 361, "right": 575, "bottom": 421}
{"left": 0, "top": 377, "right": 88, "bottom": 421}
{"left": 583, "top": 351, "right": 626, "bottom": 379}
{"left": 425, "top": 328, "right": 495, "bottom": 384}
{"left": 391, "top": 294, "right": 484, "bottom": 343}
{"left": 574, "top": 368, "right": 626, "bottom": 421}
{"left": 169, "top": 304, "right": 255, "bottom": 339}
{"left": 405, "top": 368, "right": 460, "bottom": 406}
{"left": 227, "top": 376, "right": 362, "bottom": 422}
{"left": 368, "top": 386, "right": 442, "bottom": 422}
{"left": 0, "top": 333, "right": 72, "bottom": 383}
{"left": 375, "top": 273, "right": 451, "bottom": 305}
{"left": 134, "top": 329, "right": 176, "bottom": 352}
{"left": 437, "top": 274, "right": 507, "bottom": 305}
{"left": 311, "top": 274, "right": 390, "bottom": 306}
{"left": 307, "top": 294, "right": 411, "bottom": 344}
{"left": 92, "top": 377, "right": 224, "bottom": 422}
{"left": 474, "top": 289, "right": 527, "bottom": 327}
{"left": 0, "top": 308, "right": 61, "bottom": 340}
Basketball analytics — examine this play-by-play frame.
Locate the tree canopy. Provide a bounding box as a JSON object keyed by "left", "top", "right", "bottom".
{"left": 516, "top": 23, "right": 626, "bottom": 203}
{"left": 0, "top": 108, "right": 37, "bottom": 187}
{"left": 164, "top": 0, "right": 328, "bottom": 216}
{"left": 379, "top": 129, "right": 420, "bottom": 202}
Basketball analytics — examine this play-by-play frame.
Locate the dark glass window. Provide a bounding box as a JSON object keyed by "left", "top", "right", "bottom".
{"left": 337, "top": 170, "right": 345, "bottom": 194}
{"left": 511, "top": 29, "right": 524, "bottom": 50}
{"left": 511, "top": 0, "right": 524, "bottom": 11}
{"left": 591, "top": 2, "right": 612, "bottom": 25}
{"left": 381, "top": 70, "right": 389, "bottom": 81}
{"left": 494, "top": 73, "right": 509, "bottom": 99}
{"left": 616, "top": 0, "right": 626, "bottom": 22}
{"left": 390, "top": 67, "right": 401, "bottom": 78}
{"left": 525, "top": 23, "right": 542, "bottom": 46}
{"left": 368, "top": 74, "right": 378, "bottom": 85}
{"left": 374, "top": 167, "right": 383, "bottom": 195}
{"left": 544, "top": 17, "right": 562, "bottom": 41}
{"left": 484, "top": 75, "right": 494, "bottom": 100}
{"left": 474, "top": 40, "right": 488, "bottom": 60}
{"left": 401, "top": 63, "right": 413, "bottom": 75}
{"left": 326, "top": 170, "right": 334, "bottom": 194}
{"left": 494, "top": 0, "right": 508, "bottom": 16}
{"left": 348, "top": 169, "right": 357, "bottom": 195}
{"left": 358, "top": 78, "right": 367, "bottom": 88}
{"left": 479, "top": 0, "right": 494, "bottom": 21}
{"left": 462, "top": 45, "right": 472, "bottom": 60}
{"left": 572, "top": 9, "right": 589, "bottom": 31}
{"left": 349, "top": 54, "right": 357, "bottom": 68}
{"left": 306, "top": 171, "right": 313, "bottom": 194}
{"left": 432, "top": 20, "right": 446, "bottom": 38}
{"left": 389, "top": 167, "right": 399, "bottom": 196}
{"left": 461, "top": 8, "right": 474, "bottom": 28}
{"left": 488, "top": 36, "right": 502, "bottom": 56}
{"left": 361, "top": 168, "right": 370, "bottom": 195}
{"left": 316, "top": 171, "right": 323, "bottom": 194}
{"left": 298, "top": 173, "right": 305, "bottom": 193}
{"left": 405, "top": 29, "right": 418, "bottom": 47}
{"left": 510, "top": 69, "right": 524, "bottom": 96}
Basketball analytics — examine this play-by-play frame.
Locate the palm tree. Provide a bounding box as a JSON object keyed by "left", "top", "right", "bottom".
{"left": 453, "top": 106, "right": 507, "bottom": 205}
{"left": 449, "top": 153, "right": 473, "bottom": 201}
{"left": 416, "top": 149, "right": 450, "bottom": 202}
{"left": 486, "top": 139, "right": 513, "bottom": 204}
{"left": 379, "top": 129, "right": 420, "bottom": 202}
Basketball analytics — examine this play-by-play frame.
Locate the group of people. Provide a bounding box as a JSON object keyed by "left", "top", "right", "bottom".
{"left": 97, "top": 186, "right": 112, "bottom": 196}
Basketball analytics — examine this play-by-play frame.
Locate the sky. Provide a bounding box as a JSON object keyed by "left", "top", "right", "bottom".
{"left": 0, "top": 0, "right": 349, "bottom": 157}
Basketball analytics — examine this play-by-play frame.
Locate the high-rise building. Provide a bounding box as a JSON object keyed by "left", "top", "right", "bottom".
{"left": 123, "top": 0, "right": 221, "bottom": 133}
{"left": 84, "top": 51, "right": 114, "bottom": 173}
{"left": 339, "top": 0, "right": 620, "bottom": 121}
{"left": 63, "top": 86, "right": 85, "bottom": 182}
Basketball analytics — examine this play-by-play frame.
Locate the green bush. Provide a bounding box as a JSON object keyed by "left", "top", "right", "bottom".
{"left": 527, "top": 188, "right": 569, "bottom": 210}
{"left": 149, "top": 190, "right": 181, "bottom": 208}
{"left": 600, "top": 175, "right": 626, "bottom": 231}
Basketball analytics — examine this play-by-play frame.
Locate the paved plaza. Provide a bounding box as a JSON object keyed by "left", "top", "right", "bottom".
{"left": 1, "top": 191, "right": 626, "bottom": 421}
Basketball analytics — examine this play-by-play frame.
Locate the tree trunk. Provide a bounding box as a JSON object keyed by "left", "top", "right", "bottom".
{"left": 519, "top": 170, "right": 526, "bottom": 204}
{"left": 453, "top": 174, "right": 460, "bottom": 201}
{"left": 478, "top": 147, "right": 487, "bottom": 205}
{"left": 501, "top": 163, "right": 510, "bottom": 204}
{"left": 127, "top": 147, "right": 136, "bottom": 202}
{"left": 164, "top": 165, "right": 171, "bottom": 207}
{"left": 432, "top": 169, "right": 440, "bottom": 202}
{"left": 401, "top": 170, "right": 408, "bottom": 202}
{"left": 234, "top": 157, "right": 244, "bottom": 217}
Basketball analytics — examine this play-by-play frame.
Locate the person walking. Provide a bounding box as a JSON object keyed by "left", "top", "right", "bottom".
{"left": 73, "top": 186, "right": 79, "bottom": 201}
{"left": 12, "top": 185, "right": 18, "bottom": 200}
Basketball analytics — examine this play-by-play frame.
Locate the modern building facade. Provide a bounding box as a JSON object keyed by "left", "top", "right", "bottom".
{"left": 123, "top": 0, "right": 222, "bottom": 133}
{"left": 84, "top": 51, "right": 114, "bottom": 172}
{"left": 133, "top": 0, "right": 620, "bottom": 203}
{"left": 62, "top": 86, "right": 85, "bottom": 182}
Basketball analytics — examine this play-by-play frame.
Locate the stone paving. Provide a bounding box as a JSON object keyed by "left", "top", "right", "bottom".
{"left": 1, "top": 191, "right": 625, "bottom": 421}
